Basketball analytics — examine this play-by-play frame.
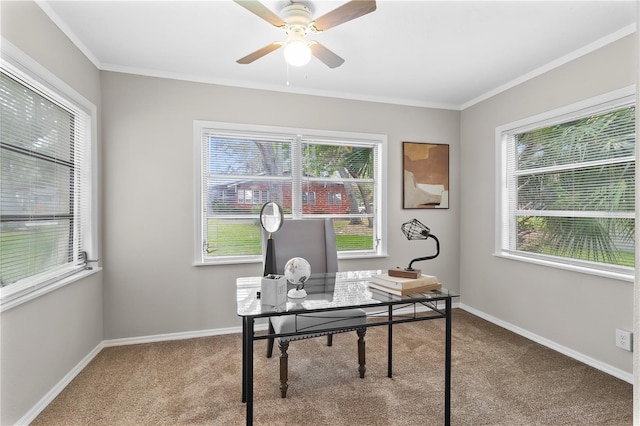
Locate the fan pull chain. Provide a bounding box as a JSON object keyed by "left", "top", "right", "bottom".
{"left": 285, "top": 65, "right": 309, "bottom": 86}
{"left": 286, "top": 63, "right": 290, "bottom": 86}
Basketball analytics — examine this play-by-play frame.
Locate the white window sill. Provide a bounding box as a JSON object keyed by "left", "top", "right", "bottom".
{"left": 493, "top": 252, "right": 633, "bottom": 283}
{"left": 0, "top": 267, "right": 102, "bottom": 313}
{"left": 193, "top": 252, "right": 388, "bottom": 267}
{"left": 339, "top": 252, "right": 388, "bottom": 260}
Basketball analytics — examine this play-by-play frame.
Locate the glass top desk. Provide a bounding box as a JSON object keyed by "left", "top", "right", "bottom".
{"left": 237, "top": 270, "right": 459, "bottom": 426}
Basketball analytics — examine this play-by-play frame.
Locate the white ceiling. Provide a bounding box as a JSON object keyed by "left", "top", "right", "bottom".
{"left": 38, "top": 0, "right": 637, "bottom": 110}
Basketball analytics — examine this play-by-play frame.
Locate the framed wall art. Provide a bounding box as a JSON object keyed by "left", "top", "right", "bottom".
{"left": 403, "top": 142, "right": 449, "bottom": 209}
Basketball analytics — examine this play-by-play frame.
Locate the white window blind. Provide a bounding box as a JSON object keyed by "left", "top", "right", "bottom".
{"left": 200, "top": 130, "right": 294, "bottom": 259}
{"left": 195, "top": 121, "right": 386, "bottom": 265}
{"left": 0, "top": 64, "right": 92, "bottom": 294}
{"left": 498, "top": 93, "right": 635, "bottom": 277}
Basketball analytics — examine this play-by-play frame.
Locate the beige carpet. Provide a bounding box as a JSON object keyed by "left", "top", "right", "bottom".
{"left": 33, "top": 309, "right": 632, "bottom": 425}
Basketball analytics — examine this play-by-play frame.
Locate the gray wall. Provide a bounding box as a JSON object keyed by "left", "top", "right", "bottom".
{"left": 1, "top": 0, "right": 636, "bottom": 424}
{"left": 100, "top": 72, "right": 461, "bottom": 339}
{"left": 459, "top": 34, "right": 636, "bottom": 375}
{"left": 0, "top": 1, "right": 103, "bottom": 425}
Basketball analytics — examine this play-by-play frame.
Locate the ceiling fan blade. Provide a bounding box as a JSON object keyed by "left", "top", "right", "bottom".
{"left": 237, "top": 42, "right": 283, "bottom": 64}
{"left": 312, "top": 0, "right": 376, "bottom": 32}
{"left": 309, "top": 42, "right": 345, "bottom": 69}
{"left": 234, "top": 0, "right": 285, "bottom": 27}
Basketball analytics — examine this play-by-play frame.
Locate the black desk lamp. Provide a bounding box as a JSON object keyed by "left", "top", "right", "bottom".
{"left": 388, "top": 218, "right": 440, "bottom": 279}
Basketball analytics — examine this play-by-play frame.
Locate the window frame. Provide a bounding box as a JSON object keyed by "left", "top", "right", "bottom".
{"left": 495, "top": 86, "right": 636, "bottom": 282}
{"left": 0, "top": 40, "right": 99, "bottom": 311}
{"left": 193, "top": 120, "right": 388, "bottom": 266}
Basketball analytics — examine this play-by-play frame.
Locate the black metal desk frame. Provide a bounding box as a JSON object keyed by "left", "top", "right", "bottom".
{"left": 238, "top": 271, "right": 458, "bottom": 426}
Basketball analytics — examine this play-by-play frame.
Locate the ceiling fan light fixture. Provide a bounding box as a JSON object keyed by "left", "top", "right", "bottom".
{"left": 283, "top": 39, "right": 311, "bottom": 67}
{"left": 234, "top": 0, "right": 377, "bottom": 68}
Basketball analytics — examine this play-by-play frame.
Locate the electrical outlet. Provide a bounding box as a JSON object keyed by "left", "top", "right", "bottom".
{"left": 615, "top": 329, "right": 633, "bottom": 351}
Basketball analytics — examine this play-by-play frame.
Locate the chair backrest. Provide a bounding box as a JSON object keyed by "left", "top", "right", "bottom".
{"left": 262, "top": 218, "right": 338, "bottom": 275}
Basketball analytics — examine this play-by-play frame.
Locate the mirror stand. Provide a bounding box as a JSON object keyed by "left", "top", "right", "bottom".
{"left": 260, "top": 202, "right": 284, "bottom": 276}
{"left": 264, "top": 233, "right": 277, "bottom": 276}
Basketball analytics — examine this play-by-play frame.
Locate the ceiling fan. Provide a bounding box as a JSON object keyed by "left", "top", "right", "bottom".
{"left": 234, "top": 0, "right": 377, "bottom": 68}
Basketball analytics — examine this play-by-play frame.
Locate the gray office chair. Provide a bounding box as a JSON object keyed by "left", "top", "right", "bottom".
{"left": 262, "top": 218, "right": 367, "bottom": 398}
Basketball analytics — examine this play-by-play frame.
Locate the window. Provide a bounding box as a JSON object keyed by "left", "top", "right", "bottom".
{"left": 194, "top": 121, "right": 387, "bottom": 265}
{"left": 496, "top": 89, "right": 635, "bottom": 279}
{"left": 0, "top": 48, "right": 96, "bottom": 307}
{"left": 302, "top": 191, "right": 316, "bottom": 205}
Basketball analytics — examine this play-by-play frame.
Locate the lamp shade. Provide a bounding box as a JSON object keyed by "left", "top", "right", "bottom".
{"left": 388, "top": 218, "right": 440, "bottom": 279}
{"left": 283, "top": 40, "right": 311, "bottom": 66}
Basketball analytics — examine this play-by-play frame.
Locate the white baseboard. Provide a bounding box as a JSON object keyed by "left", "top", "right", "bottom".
{"left": 102, "top": 325, "right": 248, "bottom": 347}
{"left": 102, "top": 302, "right": 463, "bottom": 347}
{"left": 459, "top": 303, "right": 634, "bottom": 384}
{"left": 16, "top": 341, "right": 105, "bottom": 425}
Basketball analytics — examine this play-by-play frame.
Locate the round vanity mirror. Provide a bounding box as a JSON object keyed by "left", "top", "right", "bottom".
{"left": 260, "top": 201, "right": 283, "bottom": 235}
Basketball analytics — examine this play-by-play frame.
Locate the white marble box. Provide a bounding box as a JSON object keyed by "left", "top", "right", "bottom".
{"left": 261, "top": 275, "right": 287, "bottom": 307}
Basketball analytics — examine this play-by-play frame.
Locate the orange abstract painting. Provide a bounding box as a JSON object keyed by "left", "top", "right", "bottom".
{"left": 403, "top": 142, "right": 449, "bottom": 209}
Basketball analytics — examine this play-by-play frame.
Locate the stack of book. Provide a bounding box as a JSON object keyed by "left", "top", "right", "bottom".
{"left": 368, "top": 272, "right": 441, "bottom": 296}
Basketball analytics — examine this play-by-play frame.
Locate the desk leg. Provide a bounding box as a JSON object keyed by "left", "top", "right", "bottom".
{"left": 242, "top": 318, "right": 246, "bottom": 403}
{"left": 387, "top": 305, "right": 393, "bottom": 378}
{"left": 445, "top": 298, "right": 452, "bottom": 426}
{"left": 243, "top": 317, "right": 254, "bottom": 426}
